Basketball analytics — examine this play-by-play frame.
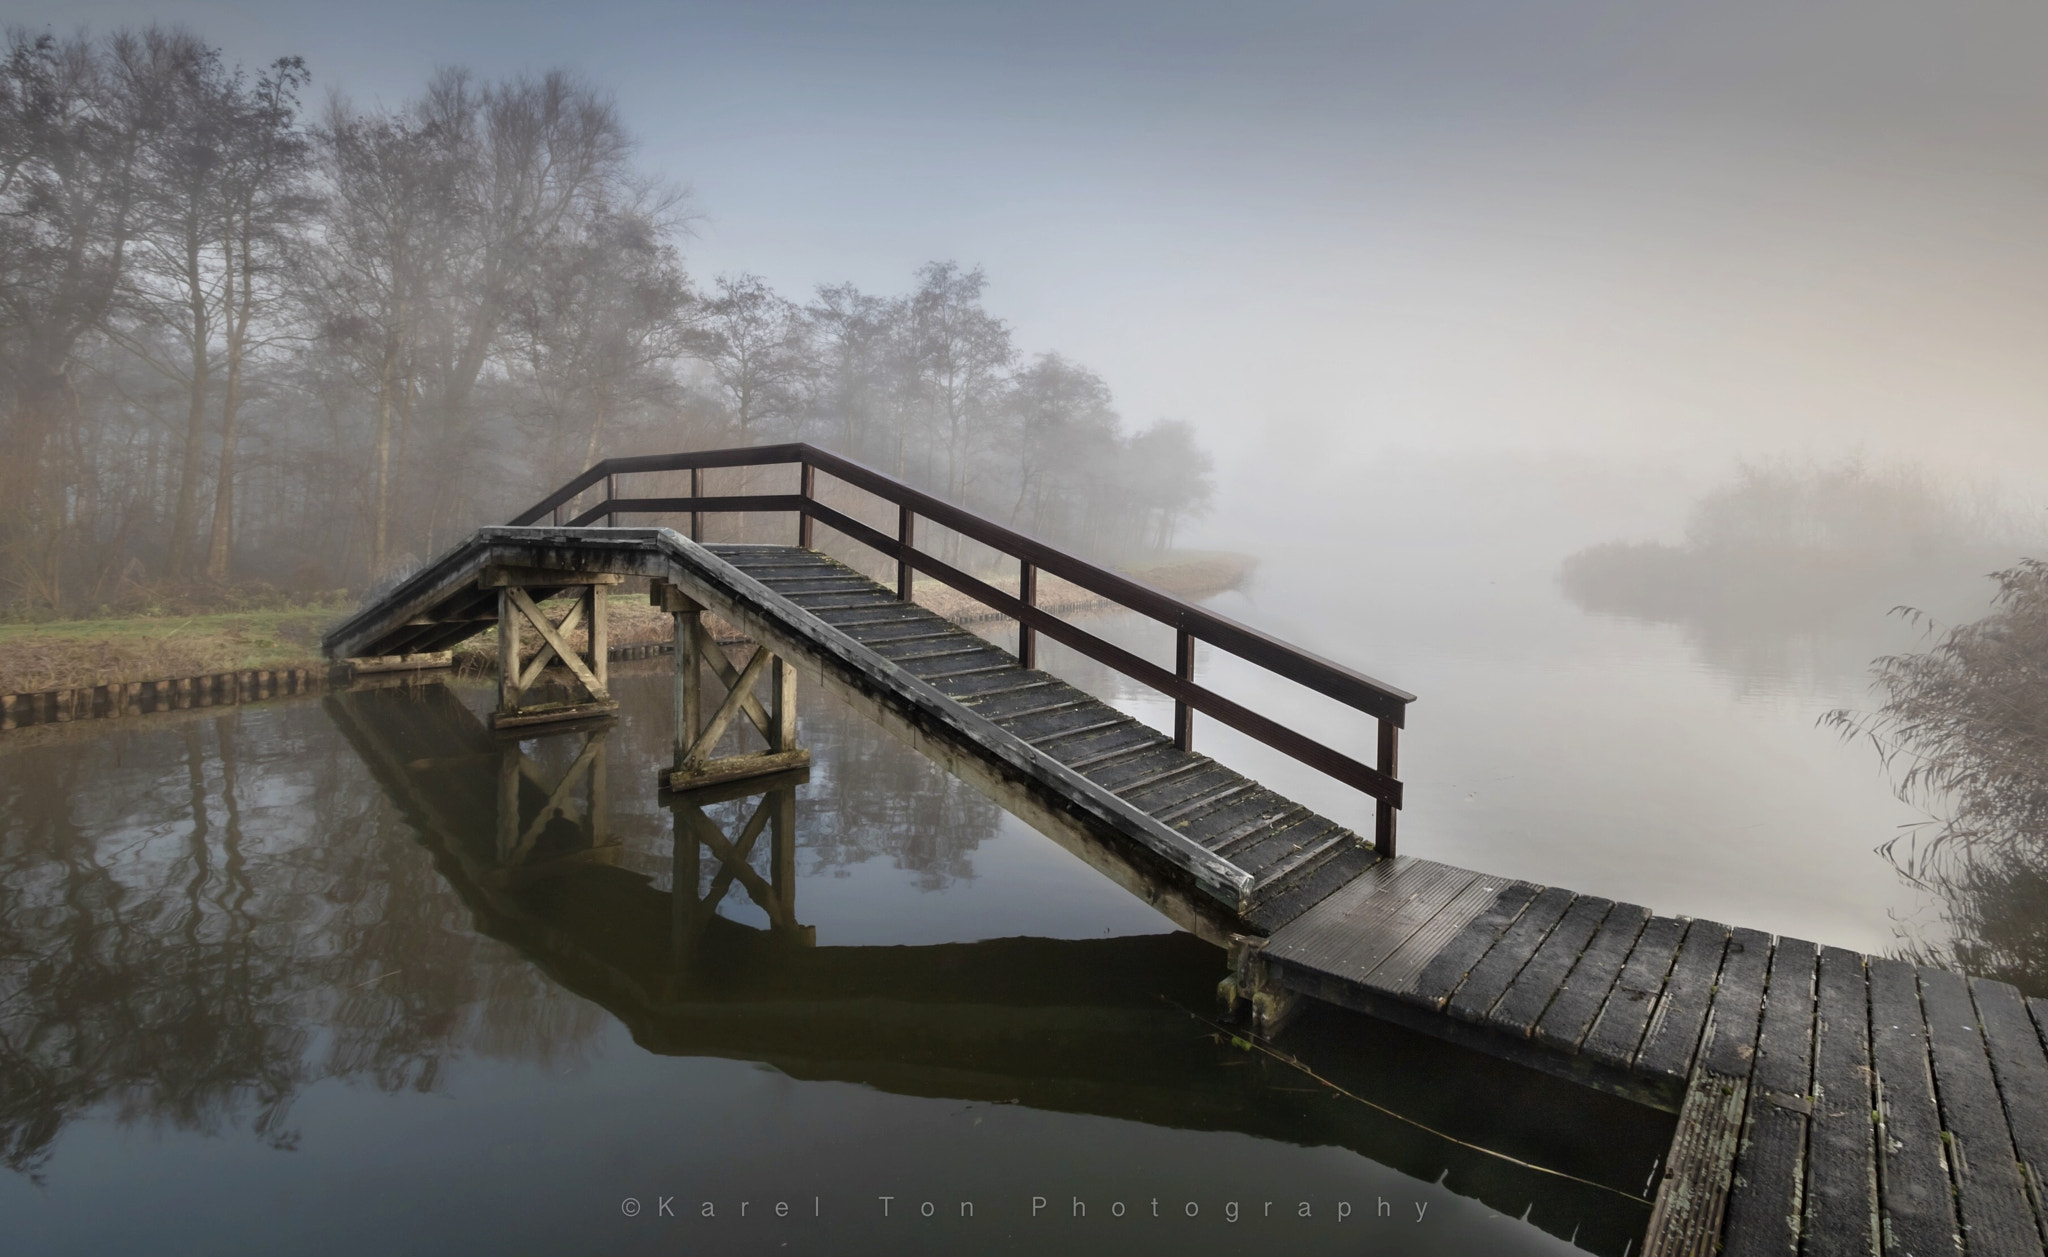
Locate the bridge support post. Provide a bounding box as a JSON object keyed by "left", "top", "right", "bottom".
{"left": 654, "top": 579, "right": 812, "bottom": 790}
{"left": 483, "top": 566, "right": 621, "bottom": 730}
{"left": 1218, "top": 935, "right": 1301, "bottom": 1037}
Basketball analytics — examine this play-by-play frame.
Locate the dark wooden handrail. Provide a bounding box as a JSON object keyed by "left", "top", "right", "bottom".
{"left": 510, "top": 444, "right": 1414, "bottom": 853}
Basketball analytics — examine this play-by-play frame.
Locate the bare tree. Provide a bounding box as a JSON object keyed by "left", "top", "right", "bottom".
{"left": 689, "top": 273, "right": 809, "bottom": 444}
{"left": 907, "top": 261, "right": 1011, "bottom": 503}
{"left": 202, "top": 57, "right": 312, "bottom": 581}
{"left": 507, "top": 192, "right": 693, "bottom": 481}
{"left": 0, "top": 29, "right": 172, "bottom": 605}
{"left": 306, "top": 98, "right": 453, "bottom": 577}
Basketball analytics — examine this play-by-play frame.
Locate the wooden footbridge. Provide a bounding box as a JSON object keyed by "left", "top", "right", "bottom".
{"left": 324, "top": 444, "right": 2048, "bottom": 1257}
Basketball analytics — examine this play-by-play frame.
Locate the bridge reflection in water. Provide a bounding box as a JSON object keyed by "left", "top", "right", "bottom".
{"left": 324, "top": 678, "right": 1665, "bottom": 1256}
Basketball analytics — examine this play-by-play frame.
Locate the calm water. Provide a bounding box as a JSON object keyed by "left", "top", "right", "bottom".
{"left": 1160, "top": 456, "right": 2043, "bottom": 989}
{"left": 0, "top": 666, "right": 1667, "bottom": 1256}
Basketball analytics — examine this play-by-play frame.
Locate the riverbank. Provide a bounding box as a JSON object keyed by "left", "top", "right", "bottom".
{"left": 0, "top": 602, "right": 349, "bottom": 695}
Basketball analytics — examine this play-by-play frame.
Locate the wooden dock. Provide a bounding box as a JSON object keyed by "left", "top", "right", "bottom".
{"left": 323, "top": 444, "right": 2048, "bottom": 1257}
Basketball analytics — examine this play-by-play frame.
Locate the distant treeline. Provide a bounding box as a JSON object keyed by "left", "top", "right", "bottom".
{"left": 0, "top": 28, "right": 1211, "bottom": 615}
{"left": 1559, "top": 459, "right": 2026, "bottom": 628}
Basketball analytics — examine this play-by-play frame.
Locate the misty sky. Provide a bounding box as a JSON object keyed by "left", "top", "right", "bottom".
{"left": 21, "top": 0, "right": 2048, "bottom": 507}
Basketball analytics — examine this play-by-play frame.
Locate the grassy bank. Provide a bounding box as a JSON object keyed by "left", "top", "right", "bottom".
{"left": 0, "top": 603, "right": 350, "bottom": 695}
{"left": 0, "top": 550, "right": 1255, "bottom": 695}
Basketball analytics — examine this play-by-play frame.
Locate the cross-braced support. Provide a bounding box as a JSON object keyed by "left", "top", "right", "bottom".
{"left": 670, "top": 772, "right": 815, "bottom": 966}
{"left": 485, "top": 566, "right": 620, "bottom": 729}
{"left": 653, "top": 579, "right": 809, "bottom": 790}
{"left": 488, "top": 725, "right": 616, "bottom": 886}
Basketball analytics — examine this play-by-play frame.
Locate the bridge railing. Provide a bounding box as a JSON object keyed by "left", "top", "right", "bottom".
{"left": 510, "top": 444, "right": 1413, "bottom": 855}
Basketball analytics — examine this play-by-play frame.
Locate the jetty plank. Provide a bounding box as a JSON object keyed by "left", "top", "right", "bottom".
{"left": 1802, "top": 947, "right": 1877, "bottom": 1257}
{"left": 1971, "top": 978, "right": 2048, "bottom": 1244}
{"left": 1403, "top": 881, "right": 1542, "bottom": 1009}
{"left": 1264, "top": 858, "right": 1481, "bottom": 983}
{"left": 1722, "top": 938, "right": 1819, "bottom": 1257}
{"left": 1633, "top": 920, "right": 1731, "bottom": 1084}
{"left": 1644, "top": 1070, "right": 1749, "bottom": 1257}
{"left": 1532, "top": 902, "right": 1651, "bottom": 1052}
{"left": 1445, "top": 885, "right": 1576, "bottom": 1021}
{"left": 1696, "top": 927, "right": 1772, "bottom": 1078}
{"left": 1363, "top": 873, "right": 1526, "bottom": 1000}
{"left": 1866, "top": 959, "right": 1961, "bottom": 1257}
{"left": 1580, "top": 915, "right": 1689, "bottom": 1071}
{"left": 1488, "top": 893, "right": 1615, "bottom": 1038}
{"left": 1919, "top": 968, "right": 2039, "bottom": 1255}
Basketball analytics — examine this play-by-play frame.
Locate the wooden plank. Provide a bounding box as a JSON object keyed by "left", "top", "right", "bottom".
{"left": 1919, "top": 968, "right": 2039, "bottom": 1255}
{"left": 1644, "top": 1071, "right": 1750, "bottom": 1257}
{"left": 1002, "top": 704, "right": 1127, "bottom": 742}
{"left": 1265, "top": 859, "right": 1480, "bottom": 981}
{"left": 1176, "top": 792, "right": 1295, "bottom": 849}
{"left": 1147, "top": 775, "right": 1255, "bottom": 822}
{"left": 1045, "top": 726, "right": 1161, "bottom": 768}
{"left": 1123, "top": 763, "right": 1240, "bottom": 811}
{"left": 1230, "top": 818, "right": 1345, "bottom": 880}
{"left": 1532, "top": 902, "right": 1651, "bottom": 1052}
{"left": 1359, "top": 873, "right": 1523, "bottom": 998}
{"left": 1581, "top": 915, "right": 1690, "bottom": 1071}
{"left": 1866, "top": 958, "right": 1961, "bottom": 1257}
{"left": 1087, "top": 750, "right": 1191, "bottom": 794}
{"left": 893, "top": 644, "right": 1012, "bottom": 673}
{"left": 1971, "top": 978, "right": 2048, "bottom": 1245}
{"left": 1215, "top": 804, "right": 1326, "bottom": 860}
{"left": 1243, "top": 838, "right": 1382, "bottom": 932}
{"left": 967, "top": 684, "right": 1094, "bottom": 722}
{"left": 1404, "top": 881, "right": 1542, "bottom": 1009}
{"left": 1802, "top": 946, "right": 1877, "bottom": 1257}
{"left": 666, "top": 747, "right": 812, "bottom": 791}
{"left": 1488, "top": 894, "right": 1615, "bottom": 1038}
{"left": 935, "top": 673, "right": 1056, "bottom": 703}
{"left": 1445, "top": 885, "right": 1577, "bottom": 1022}
{"left": 1722, "top": 937, "right": 1819, "bottom": 1257}
{"left": 1633, "top": 920, "right": 1732, "bottom": 1084}
{"left": 1697, "top": 926, "right": 1772, "bottom": 1078}
{"left": 845, "top": 622, "right": 959, "bottom": 645}
{"left": 1093, "top": 755, "right": 1206, "bottom": 797}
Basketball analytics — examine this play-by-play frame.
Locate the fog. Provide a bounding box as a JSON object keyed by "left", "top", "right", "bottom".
{"left": 30, "top": 0, "right": 2048, "bottom": 487}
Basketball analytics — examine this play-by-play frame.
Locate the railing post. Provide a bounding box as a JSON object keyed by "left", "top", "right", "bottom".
{"left": 689, "top": 467, "right": 703, "bottom": 542}
{"left": 1375, "top": 719, "right": 1399, "bottom": 858}
{"left": 798, "top": 461, "right": 815, "bottom": 549}
{"left": 605, "top": 472, "right": 618, "bottom": 526}
{"left": 1018, "top": 559, "right": 1037, "bottom": 669}
{"left": 897, "top": 505, "right": 915, "bottom": 602}
{"left": 1173, "top": 629, "right": 1195, "bottom": 751}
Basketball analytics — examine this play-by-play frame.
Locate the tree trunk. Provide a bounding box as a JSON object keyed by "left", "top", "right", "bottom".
{"left": 205, "top": 227, "right": 247, "bottom": 582}
{"left": 373, "top": 351, "right": 394, "bottom": 578}
{"left": 168, "top": 229, "right": 209, "bottom": 580}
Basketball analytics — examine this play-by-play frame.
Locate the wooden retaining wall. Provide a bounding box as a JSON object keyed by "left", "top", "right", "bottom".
{"left": 0, "top": 639, "right": 681, "bottom": 734}
{"left": 0, "top": 668, "right": 329, "bottom": 731}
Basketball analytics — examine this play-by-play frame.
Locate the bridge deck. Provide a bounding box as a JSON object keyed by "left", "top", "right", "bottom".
{"left": 710, "top": 544, "right": 1384, "bottom": 931}
{"left": 326, "top": 525, "right": 2048, "bottom": 1257}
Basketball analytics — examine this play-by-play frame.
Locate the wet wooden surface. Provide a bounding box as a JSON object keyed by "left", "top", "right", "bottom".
{"left": 715, "top": 545, "right": 1384, "bottom": 929}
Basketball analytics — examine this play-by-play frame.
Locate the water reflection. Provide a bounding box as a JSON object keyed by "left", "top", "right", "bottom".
{"left": 349, "top": 682, "right": 1663, "bottom": 1252}
{"left": 0, "top": 676, "right": 1668, "bottom": 1254}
